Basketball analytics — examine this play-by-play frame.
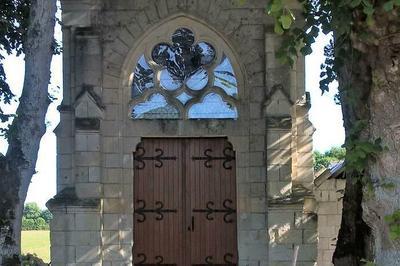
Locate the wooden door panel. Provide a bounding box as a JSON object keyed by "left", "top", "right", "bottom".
{"left": 188, "top": 138, "right": 238, "bottom": 265}
{"left": 133, "top": 138, "right": 237, "bottom": 266}
{"left": 134, "top": 139, "right": 184, "bottom": 265}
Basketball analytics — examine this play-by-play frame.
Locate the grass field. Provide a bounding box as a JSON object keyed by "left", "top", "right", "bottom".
{"left": 21, "top": 230, "right": 50, "bottom": 263}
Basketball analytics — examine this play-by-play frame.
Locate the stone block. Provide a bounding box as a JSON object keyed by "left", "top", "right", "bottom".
{"left": 294, "top": 212, "right": 317, "bottom": 229}
{"left": 249, "top": 151, "right": 264, "bottom": 167}
{"left": 230, "top": 136, "right": 249, "bottom": 153}
{"left": 123, "top": 153, "right": 132, "bottom": 169}
{"left": 268, "top": 181, "right": 292, "bottom": 198}
{"left": 120, "top": 229, "right": 133, "bottom": 244}
{"left": 51, "top": 213, "right": 75, "bottom": 231}
{"left": 239, "top": 243, "right": 268, "bottom": 261}
{"left": 318, "top": 202, "right": 340, "bottom": 215}
{"left": 249, "top": 167, "right": 266, "bottom": 182}
{"left": 88, "top": 166, "right": 101, "bottom": 182}
{"left": 267, "top": 164, "right": 280, "bottom": 182}
{"left": 102, "top": 88, "right": 119, "bottom": 104}
{"left": 103, "top": 214, "right": 120, "bottom": 230}
{"left": 123, "top": 137, "right": 141, "bottom": 153}
{"left": 318, "top": 226, "right": 337, "bottom": 238}
{"left": 237, "top": 167, "right": 250, "bottom": 184}
{"left": 103, "top": 245, "right": 125, "bottom": 261}
{"left": 75, "top": 152, "right": 101, "bottom": 167}
{"left": 103, "top": 168, "right": 122, "bottom": 184}
{"left": 119, "top": 214, "right": 133, "bottom": 230}
{"left": 267, "top": 149, "right": 291, "bottom": 165}
{"left": 69, "top": 231, "right": 101, "bottom": 246}
{"left": 104, "top": 184, "right": 122, "bottom": 198}
{"left": 75, "top": 134, "right": 88, "bottom": 151}
{"left": 249, "top": 135, "right": 265, "bottom": 152}
{"left": 76, "top": 182, "right": 101, "bottom": 198}
{"left": 297, "top": 244, "right": 317, "bottom": 261}
{"left": 57, "top": 137, "right": 73, "bottom": 154}
{"left": 102, "top": 230, "right": 119, "bottom": 245}
{"left": 104, "top": 198, "right": 124, "bottom": 213}
{"left": 75, "top": 167, "right": 89, "bottom": 183}
{"left": 250, "top": 183, "right": 266, "bottom": 198}
{"left": 58, "top": 154, "right": 72, "bottom": 169}
{"left": 303, "top": 229, "right": 318, "bottom": 244}
{"left": 239, "top": 230, "right": 267, "bottom": 246}
{"left": 75, "top": 245, "right": 101, "bottom": 263}
{"left": 250, "top": 197, "right": 266, "bottom": 213}
{"left": 75, "top": 213, "right": 101, "bottom": 231}
{"left": 240, "top": 213, "right": 266, "bottom": 230}
{"left": 51, "top": 245, "right": 75, "bottom": 263}
{"left": 268, "top": 211, "right": 294, "bottom": 227}
{"left": 105, "top": 104, "right": 119, "bottom": 121}
{"left": 105, "top": 153, "right": 121, "bottom": 168}
{"left": 268, "top": 244, "right": 293, "bottom": 262}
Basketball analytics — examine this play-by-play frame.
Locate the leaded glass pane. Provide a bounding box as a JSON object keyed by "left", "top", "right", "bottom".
{"left": 151, "top": 28, "right": 215, "bottom": 92}
{"left": 194, "top": 42, "right": 216, "bottom": 65}
{"left": 176, "top": 92, "right": 193, "bottom": 105}
{"left": 213, "top": 55, "right": 238, "bottom": 97}
{"left": 132, "top": 55, "right": 154, "bottom": 97}
{"left": 186, "top": 67, "right": 208, "bottom": 91}
{"left": 132, "top": 93, "right": 179, "bottom": 119}
{"left": 160, "top": 69, "right": 183, "bottom": 91}
{"left": 188, "top": 93, "right": 238, "bottom": 119}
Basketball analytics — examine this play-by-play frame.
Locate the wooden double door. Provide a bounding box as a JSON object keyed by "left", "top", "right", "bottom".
{"left": 133, "top": 138, "right": 238, "bottom": 266}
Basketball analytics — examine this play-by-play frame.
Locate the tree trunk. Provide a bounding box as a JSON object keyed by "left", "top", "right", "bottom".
{"left": 0, "top": 0, "right": 56, "bottom": 264}
{"left": 334, "top": 9, "right": 400, "bottom": 266}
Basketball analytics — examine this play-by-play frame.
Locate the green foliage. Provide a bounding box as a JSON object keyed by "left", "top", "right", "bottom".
{"left": 22, "top": 203, "right": 52, "bottom": 230}
{"left": 3, "top": 253, "right": 47, "bottom": 266}
{"left": 384, "top": 210, "right": 400, "bottom": 240}
{"left": 344, "top": 120, "right": 384, "bottom": 173}
{"left": 0, "top": 0, "right": 30, "bottom": 124}
{"left": 313, "top": 146, "right": 346, "bottom": 172}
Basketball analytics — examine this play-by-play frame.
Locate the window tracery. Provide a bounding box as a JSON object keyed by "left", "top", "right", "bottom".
{"left": 130, "top": 28, "right": 238, "bottom": 119}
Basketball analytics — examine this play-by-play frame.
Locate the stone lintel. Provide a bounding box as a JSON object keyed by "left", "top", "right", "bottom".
{"left": 266, "top": 116, "right": 292, "bottom": 129}
{"left": 75, "top": 118, "right": 101, "bottom": 130}
{"left": 46, "top": 187, "right": 100, "bottom": 211}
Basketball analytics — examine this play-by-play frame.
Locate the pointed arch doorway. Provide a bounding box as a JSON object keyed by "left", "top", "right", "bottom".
{"left": 133, "top": 137, "right": 238, "bottom": 265}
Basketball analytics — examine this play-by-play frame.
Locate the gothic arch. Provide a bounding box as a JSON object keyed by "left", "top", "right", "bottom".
{"left": 115, "top": 15, "right": 246, "bottom": 120}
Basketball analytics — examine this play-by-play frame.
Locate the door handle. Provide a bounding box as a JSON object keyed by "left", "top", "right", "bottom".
{"left": 187, "top": 216, "right": 195, "bottom": 232}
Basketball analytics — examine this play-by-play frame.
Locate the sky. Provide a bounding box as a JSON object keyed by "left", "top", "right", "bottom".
{"left": 0, "top": 29, "right": 344, "bottom": 209}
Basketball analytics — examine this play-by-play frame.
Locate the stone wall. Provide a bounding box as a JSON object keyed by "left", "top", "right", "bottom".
{"left": 50, "top": 0, "right": 317, "bottom": 265}
{"left": 314, "top": 174, "right": 345, "bottom": 266}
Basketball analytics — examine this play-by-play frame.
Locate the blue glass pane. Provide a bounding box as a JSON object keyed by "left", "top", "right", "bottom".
{"left": 194, "top": 42, "right": 216, "bottom": 65}
{"left": 186, "top": 67, "right": 208, "bottom": 91}
{"left": 160, "top": 69, "right": 183, "bottom": 91}
{"left": 132, "top": 93, "right": 179, "bottom": 119}
{"left": 132, "top": 55, "right": 154, "bottom": 97}
{"left": 152, "top": 28, "right": 216, "bottom": 92}
{"left": 188, "top": 93, "right": 238, "bottom": 119}
{"left": 176, "top": 92, "right": 193, "bottom": 105}
{"left": 213, "top": 55, "right": 238, "bottom": 97}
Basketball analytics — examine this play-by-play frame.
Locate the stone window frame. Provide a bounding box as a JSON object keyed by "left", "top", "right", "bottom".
{"left": 122, "top": 16, "right": 245, "bottom": 120}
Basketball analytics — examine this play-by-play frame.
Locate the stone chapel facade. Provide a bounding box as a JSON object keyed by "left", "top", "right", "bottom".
{"left": 47, "top": 0, "right": 331, "bottom": 265}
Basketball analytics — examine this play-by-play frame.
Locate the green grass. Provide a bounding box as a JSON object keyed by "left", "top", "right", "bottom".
{"left": 21, "top": 230, "right": 50, "bottom": 263}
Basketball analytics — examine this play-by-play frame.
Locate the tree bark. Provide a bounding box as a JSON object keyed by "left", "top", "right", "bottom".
{"left": 0, "top": 0, "right": 56, "bottom": 264}
{"left": 334, "top": 8, "right": 400, "bottom": 266}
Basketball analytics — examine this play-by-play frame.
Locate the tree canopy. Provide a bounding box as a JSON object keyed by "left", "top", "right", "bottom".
{"left": 314, "top": 146, "right": 346, "bottom": 172}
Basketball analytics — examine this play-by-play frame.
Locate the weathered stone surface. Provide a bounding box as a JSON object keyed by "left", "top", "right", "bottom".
{"left": 53, "top": 0, "right": 317, "bottom": 264}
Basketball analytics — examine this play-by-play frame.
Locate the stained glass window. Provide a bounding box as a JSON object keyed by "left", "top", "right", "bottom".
{"left": 130, "top": 28, "right": 238, "bottom": 119}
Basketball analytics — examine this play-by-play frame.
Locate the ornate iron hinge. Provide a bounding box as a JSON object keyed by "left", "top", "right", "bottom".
{"left": 135, "top": 254, "right": 176, "bottom": 265}
{"left": 193, "top": 199, "right": 236, "bottom": 223}
{"left": 134, "top": 146, "right": 177, "bottom": 169}
{"left": 134, "top": 200, "right": 177, "bottom": 222}
{"left": 192, "top": 146, "right": 235, "bottom": 169}
{"left": 192, "top": 253, "right": 236, "bottom": 265}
